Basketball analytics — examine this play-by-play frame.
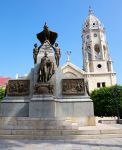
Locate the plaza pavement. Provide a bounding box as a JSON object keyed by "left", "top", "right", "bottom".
{"left": 0, "top": 121, "right": 122, "bottom": 150}
{"left": 0, "top": 138, "right": 122, "bottom": 150}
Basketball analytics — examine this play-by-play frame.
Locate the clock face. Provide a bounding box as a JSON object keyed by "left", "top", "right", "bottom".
{"left": 97, "top": 64, "right": 102, "bottom": 68}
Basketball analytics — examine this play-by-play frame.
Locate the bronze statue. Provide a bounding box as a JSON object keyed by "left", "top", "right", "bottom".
{"left": 46, "top": 59, "right": 55, "bottom": 81}
{"left": 53, "top": 43, "right": 61, "bottom": 67}
{"left": 33, "top": 44, "right": 39, "bottom": 64}
{"left": 38, "top": 52, "right": 54, "bottom": 83}
{"left": 39, "top": 52, "right": 48, "bottom": 82}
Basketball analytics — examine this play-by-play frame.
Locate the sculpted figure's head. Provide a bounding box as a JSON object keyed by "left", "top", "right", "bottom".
{"left": 34, "top": 43, "right": 37, "bottom": 47}
{"left": 55, "top": 43, "right": 58, "bottom": 47}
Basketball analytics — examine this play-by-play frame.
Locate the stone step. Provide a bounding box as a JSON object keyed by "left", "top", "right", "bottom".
{"left": 0, "top": 134, "right": 122, "bottom": 140}
{"left": 0, "top": 128, "right": 122, "bottom": 136}
{"left": 0, "top": 123, "right": 79, "bottom": 130}
{"left": 0, "top": 117, "right": 78, "bottom": 124}
{"left": 0, "top": 117, "right": 80, "bottom": 130}
{"left": 2, "top": 126, "right": 78, "bottom": 130}
{"left": 0, "top": 117, "right": 95, "bottom": 130}
{"left": 0, "top": 117, "right": 122, "bottom": 139}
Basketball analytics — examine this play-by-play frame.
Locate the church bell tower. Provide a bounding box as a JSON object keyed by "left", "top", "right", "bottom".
{"left": 82, "top": 7, "right": 116, "bottom": 91}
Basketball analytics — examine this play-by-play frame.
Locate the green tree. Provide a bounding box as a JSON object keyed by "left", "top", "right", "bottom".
{"left": 0, "top": 88, "right": 5, "bottom": 101}
{"left": 90, "top": 85, "right": 122, "bottom": 117}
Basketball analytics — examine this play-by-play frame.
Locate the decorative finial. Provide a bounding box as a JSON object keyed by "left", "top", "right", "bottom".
{"left": 89, "top": 6, "right": 93, "bottom": 15}
{"left": 44, "top": 22, "right": 48, "bottom": 29}
{"left": 65, "top": 51, "right": 71, "bottom": 62}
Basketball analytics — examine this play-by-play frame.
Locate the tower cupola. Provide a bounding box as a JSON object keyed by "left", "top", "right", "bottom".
{"left": 83, "top": 7, "right": 104, "bottom": 31}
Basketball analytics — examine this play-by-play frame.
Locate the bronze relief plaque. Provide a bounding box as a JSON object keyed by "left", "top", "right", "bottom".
{"left": 62, "top": 79, "right": 85, "bottom": 95}
{"left": 34, "top": 83, "right": 54, "bottom": 95}
{"left": 7, "top": 80, "right": 30, "bottom": 96}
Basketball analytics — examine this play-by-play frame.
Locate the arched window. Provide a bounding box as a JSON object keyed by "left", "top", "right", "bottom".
{"left": 103, "top": 45, "right": 107, "bottom": 59}
{"left": 94, "top": 44, "right": 101, "bottom": 60}
{"left": 87, "top": 46, "right": 92, "bottom": 60}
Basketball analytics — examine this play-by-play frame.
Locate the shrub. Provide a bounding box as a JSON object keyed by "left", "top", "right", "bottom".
{"left": 90, "top": 85, "right": 122, "bottom": 117}
{"left": 0, "top": 87, "right": 5, "bottom": 101}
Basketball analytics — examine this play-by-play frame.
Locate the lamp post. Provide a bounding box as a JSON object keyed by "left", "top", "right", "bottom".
{"left": 112, "top": 86, "right": 120, "bottom": 123}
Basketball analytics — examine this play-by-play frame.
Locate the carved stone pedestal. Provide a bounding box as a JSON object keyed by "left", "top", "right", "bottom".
{"left": 29, "top": 95, "right": 55, "bottom": 118}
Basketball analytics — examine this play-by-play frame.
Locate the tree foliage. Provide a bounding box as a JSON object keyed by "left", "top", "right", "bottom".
{"left": 90, "top": 85, "right": 122, "bottom": 117}
{"left": 0, "top": 88, "right": 5, "bottom": 101}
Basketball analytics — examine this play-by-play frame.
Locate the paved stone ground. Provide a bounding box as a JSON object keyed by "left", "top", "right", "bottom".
{"left": 0, "top": 138, "right": 122, "bottom": 150}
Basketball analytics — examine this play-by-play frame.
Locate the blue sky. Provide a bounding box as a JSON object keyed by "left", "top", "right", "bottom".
{"left": 0, "top": 0, "right": 122, "bottom": 85}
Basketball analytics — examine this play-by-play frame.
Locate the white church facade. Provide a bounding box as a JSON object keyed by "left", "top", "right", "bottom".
{"left": 62, "top": 8, "right": 116, "bottom": 92}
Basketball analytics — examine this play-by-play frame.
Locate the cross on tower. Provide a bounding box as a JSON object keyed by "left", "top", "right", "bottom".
{"left": 88, "top": 6, "right": 94, "bottom": 15}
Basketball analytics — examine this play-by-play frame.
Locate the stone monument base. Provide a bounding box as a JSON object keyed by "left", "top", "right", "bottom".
{"left": 29, "top": 95, "right": 55, "bottom": 118}
{"left": 29, "top": 95, "right": 95, "bottom": 126}
{"left": 0, "top": 97, "right": 29, "bottom": 117}
{"left": 0, "top": 95, "right": 95, "bottom": 126}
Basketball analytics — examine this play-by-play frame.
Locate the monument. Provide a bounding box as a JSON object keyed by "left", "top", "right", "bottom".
{"left": 0, "top": 23, "right": 95, "bottom": 126}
